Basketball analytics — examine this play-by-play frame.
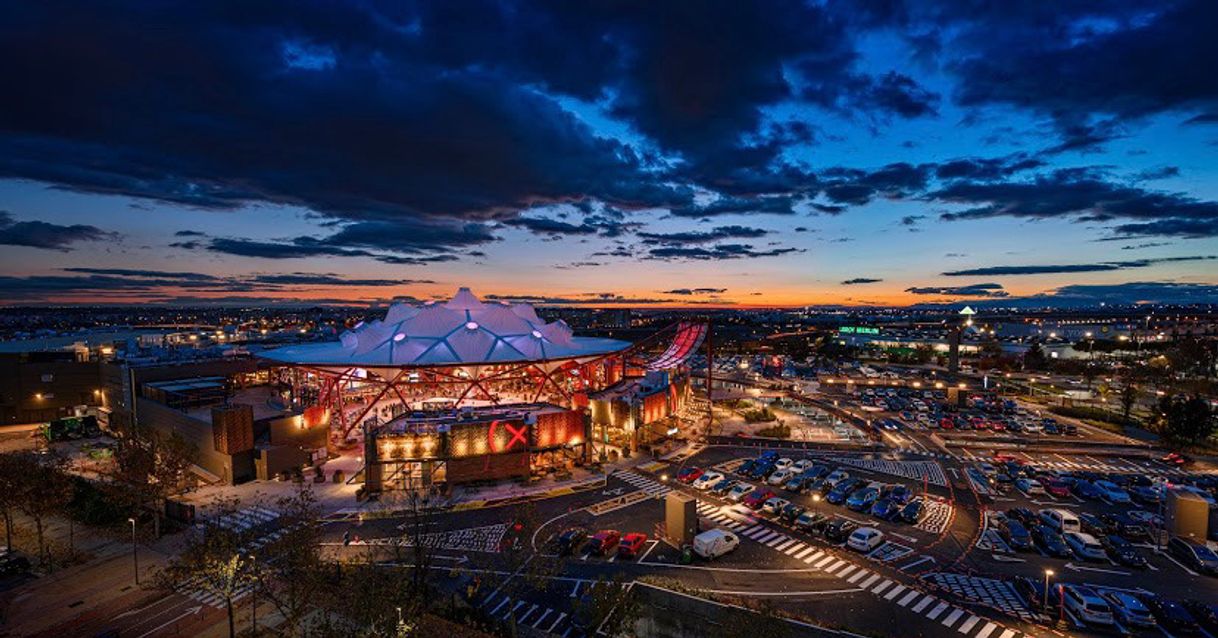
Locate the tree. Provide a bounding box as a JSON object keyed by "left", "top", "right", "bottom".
{"left": 1167, "top": 337, "right": 1216, "bottom": 378}
{"left": 12, "top": 451, "right": 74, "bottom": 568}
{"left": 0, "top": 453, "right": 24, "bottom": 551}
{"left": 157, "top": 496, "right": 256, "bottom": 638}
{"left": 1155, "top": 394, "right": 1217, "bottom": 448}
{"left": 1023, "top": 343, "right": 1048, "bottom": 371}
{"left": 249, "top": 489, "right": 327, "bottom": 637}
{"left": 112, "top": 429, "right": 197, "bottom": 538}
{"left": 1119, "top": 379, "right": 1138, "bottom": 421}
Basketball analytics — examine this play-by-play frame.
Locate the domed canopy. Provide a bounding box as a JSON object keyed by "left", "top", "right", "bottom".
{"left": 259, "top": 287, "right": 630, "bottom": 367}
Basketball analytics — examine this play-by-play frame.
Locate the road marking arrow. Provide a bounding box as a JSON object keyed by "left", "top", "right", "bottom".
{"left": 1064, "top": 562, "right": 1129, "bottom": 576}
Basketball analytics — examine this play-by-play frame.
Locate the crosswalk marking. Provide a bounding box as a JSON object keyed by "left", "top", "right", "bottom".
{"left": 926, "top": 601, "right": 949, "bottom": 620}
{"left": 847, "top": 569, "right": 869, "bottom": 583}
{"left": 898, "top": 590, "right": 920, "bottom": 606}
{"left": 858, "top": 573, "right": 880, "bottom": 587}
{"left": 835, "top": 564, "right": 856, "bottom": 578}
{"left": 884, "top": 584, "right": 907, "bottom": 600}
{"left": 957, "top": 615, "right": 981, "bottom": 634}
{"left": 941, "top": 608, "right": 964, "bottom": 627}
{"left": 911, "top": 594, "right": 936, "bottom": 613}
{"left": 824, "top": 558, "right": 845, "bottom": 572}
{"left": 774, "top": 539, "right": 795, "bottom": 551}
{"left": 871, "top": 579, "right": 892, "bottom": 595}
{"left": 975, "top": 622, "right": 998, "bottom": 638}
{"left": 742, "top": 524, "right": 763, "bottom": 535}
{"left": 794, "top": 546, "right": 816, "bottom": 559}
{"left": 806, "top": 551, "right": 825, "bottom": 564}
{"left": 784, "top": 542, "right": 806, "bottom": 555}
{"left": 997, "top": 630, "right": 1016, "bottom": 638}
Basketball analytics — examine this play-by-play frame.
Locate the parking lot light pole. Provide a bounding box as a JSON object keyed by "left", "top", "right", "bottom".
{"left": 128, "top": 517, "right": 138, "bottom": 585}
{"left": 1042, "top": 569, "right": 1053, "bottom": 612}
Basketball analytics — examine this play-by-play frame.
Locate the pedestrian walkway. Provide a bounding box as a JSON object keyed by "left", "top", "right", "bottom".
{"left": 612, "top": 470, "right": 672, "bottom": 498}
{"left": 924, "top": 572, "right": 1038, "bottom": 623}
{"left": 478, "top": 588, "right": 580, "bottom": 637}
{"left": 731, "top": 519, "right": 1036, "bottom": 638}
{"left": 828, "top": 456, "right": 948, "bottom": 487}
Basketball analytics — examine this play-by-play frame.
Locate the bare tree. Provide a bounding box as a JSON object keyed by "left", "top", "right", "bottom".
{"left": 11, "top": 451, "right": 74, "bottom": 568}
{"left": 112, "top": 430, "right": 197, "bottom": 538}
{"left": 249, "top": 488, "right": 327, "bottom": 637}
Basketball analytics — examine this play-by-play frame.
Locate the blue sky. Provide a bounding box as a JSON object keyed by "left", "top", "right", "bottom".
{"left": 0, "top": 1, "right": 1215, "bottom": 307}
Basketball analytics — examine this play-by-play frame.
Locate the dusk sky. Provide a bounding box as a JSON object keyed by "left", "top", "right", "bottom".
{"left": 1, "top": 1, "right": 1217, "bottom": 307}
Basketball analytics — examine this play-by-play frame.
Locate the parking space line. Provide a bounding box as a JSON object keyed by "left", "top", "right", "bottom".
{"left": 547, "top": 612, "right": 567, "bottom": 632}
{"left": 532, "top": 608, "right": 552, "bottom": 628}
{"left": 490, "top": 597, "right": 510, "bottom": 615}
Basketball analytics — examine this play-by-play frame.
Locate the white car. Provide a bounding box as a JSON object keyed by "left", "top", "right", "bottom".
{"left": 1061, "top": 585, "right": 1113, "bottom": 626}
{"left": 825, "top": 470, "right": 849, "bottom": 487}
{"left": 774, "top": 458, "right": 792, "bottom": 470}
{"left": 847, "top": 527, "right": 885, "bottom": 552}
{"left": 767, "top": 468, "right": 795, "bottom": 486}
{"left": 1015, "top": 478, "right": 1045, "bottom": 495}
{"left": 693, "top": 471, "right": 724, "bottom": 490}
{"left": 762, "top": 497, "right": 790, "bottom": 515}
{"left": 1094, "top": 480, "right": 1131, "bottom": 504}
{"left": 727, "top": 483, "right": 753, "bottom": 502}
{"left": 792, "top": 459, "right": 814, "bottom": 472}
{"left": 1063, "top": 532, "right": 1106, "bottom": 561}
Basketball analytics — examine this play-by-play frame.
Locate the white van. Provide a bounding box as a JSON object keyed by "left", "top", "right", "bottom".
{"left": 692, "top": 529, "right": 739, "bottom": 560}
{"left": 1039, "top": 508, "right": 1081, "bottom": 534}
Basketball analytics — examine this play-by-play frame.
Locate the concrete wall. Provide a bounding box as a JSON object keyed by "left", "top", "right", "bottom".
{"left": 134, "top": 397, "right": 255, "bottom": 484}
{"left": 0, "top": 354, "right": 105, "bottom": 424}
{"left": 629, "top": 583, "right": 853, "bottom": 638}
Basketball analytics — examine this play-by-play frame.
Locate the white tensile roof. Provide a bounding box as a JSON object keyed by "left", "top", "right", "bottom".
{"left": 259, "top": 288, "right": 630, "bottom": 367}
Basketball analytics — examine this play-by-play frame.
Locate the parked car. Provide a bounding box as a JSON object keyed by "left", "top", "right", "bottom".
{"left": 711, "top": 478, "right": 738, "bottom": 495}
{"left": 847, "top": 527, "right": 884, "bottom": 552}
{"left": 1032, "top": 524, "right": 1071, "bottom": 558}
{"left": 586, "top": 530, "right": 621, "bottom": 556}
{"left": 871, "top": 497, "right": 901, "bottom": 520}
{"left": 774, "top": 457, "right": 792, "bottom": 470}
{"left": 1077, "top": 513, "right": 1108, "bottom": 537}
{"left": 555, "top": 528, "right": 588, "bottom": 555}
{"left": 1167, "top": 537, "right": 1218, "bottom": 575}
{"left": 694, "top": 471, "right": 724, "bottom": 490}
{"left": 1063, "top": 532, "right": 1106, "bottom": 561}
{"left": 617, "top": 533, "right": 648, "bottom": 558}
{"left": 1099, "top": 591, "right": 1156, "bottom": 630}
{"left": 692, "top": 529, "right": 739, "bottom": 560}
{"left": 744, "top": 488, "right": 777, "bottom": 510}
{"left": 768, "top": 468, "right": 796, "bottom": 486}
{"left": 1016, "top": 478, "right": 1045, "bottom": 495}
{"left": 826, "top": 479, "right": 860, "bottom": 505}
{"left": 1130, "top": 485, "right": 1162, "bottom": 504}
{"left": 1060, "top": 584, "right": 1114, "bottom": 626}
{"left": 727, "top": 483, "right": 754, "bottom": 502}
{"left": 676, "top": 467, "right": 703, "bottom": 484}
{"left": 780, "top": 502, "right": 806, "bottom": 524}
{"left": 900, "top": 499, "right": 926, "bottom": 524}
{"left": 1045, "top": 480, "right": 1071, "bottom": 498}
{"left": 1094, "top": 480, "right": 1131, "bottom": 504}
{"left": 999, "top": 519, "right": 1033, "bottom": 551}
{"left": 735, "top": 459, "right": 757, "bottom": 477}
{"left": 824, "top": 469, "right": 849, "bottom": 487}
{"left": 1072, "top": 480, "right": 1102, "bottom": 500}
{"left": 1101, "top": 513, "right": 1150, "bottom": 541}
{"left": 823, "top": 518, "right": 858, "bottom": 543}
{"left": 791, "top": 459, "right": 814, "bottom": 472}
{"left": 846, "top": 487, "right": 880, "bottom": 512}
{"left": 1013, "top": 576, "right": 1055, "bottom": 612}
{"left": 1140, "top": 595, "right": 1200, "bottom": 634}
{"left": 783, "top": 475, "right": 807, "bottom": 493}
{"left": 1101, "top": 535, "right": 1148, "bottom": 569}
{"left": 762, "top": 496, "right": 791, "bottom": 516}
{"left": 1005, "top": 507, "right": 1037, "bottom": 526}
{"left": 795, "top": 511, "right": 830, "bottom": 534}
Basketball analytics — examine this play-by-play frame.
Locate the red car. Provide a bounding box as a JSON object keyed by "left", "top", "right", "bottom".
{"left": 1162, "top": 452, "right": 1193, "bottom": 466}
{"left": 618, "top": 533, "right": 649, "bottom": 558}
{"left": 676, "top": 467, "right": 703, "bottom": 483}
{"left": 587, "top": 530, "right": 621, "bottom": 556}
{"left": 1045, "top": 480, "right": 1071, "bottom": 498}
{"left": 744, "top": 488, "right": 776, "bottom": 510}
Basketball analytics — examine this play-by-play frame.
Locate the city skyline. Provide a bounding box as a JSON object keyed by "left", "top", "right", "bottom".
{"left": 2, "top": 1, "right": 1217, "bottom": 307}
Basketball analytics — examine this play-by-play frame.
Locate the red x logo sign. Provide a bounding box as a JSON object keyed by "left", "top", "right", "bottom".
{"left": 488, "top": 420, "right": 528, "bottom": 452}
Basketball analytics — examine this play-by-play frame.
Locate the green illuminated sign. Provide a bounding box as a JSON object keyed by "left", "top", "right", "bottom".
{"left": 838, "top": 326, "right": 880, "bottom": 335}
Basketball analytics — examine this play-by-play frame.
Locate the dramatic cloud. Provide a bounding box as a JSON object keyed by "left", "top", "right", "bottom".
{"left": 662, "top": 288, "right": 728, "bottom": 295}
{"left": 645, "top": 243, "right": 803, "bottom": 261}
{"left": 943, "top": 255, "right": 1215, "bottom": 276}
{"left": 639, "top": 225, "right": 769, "bottom": 245}
{"left": 841, "top": 278, "right": 882, "bottom": 285}
{"left": 0, "top": 212, "right": 114, "bottom": 251}
{"left": 905, "top": 283, "right": 1009, "bottom": 297}
{"left": 819, "top": 163, "right": 932, "bottom": 206}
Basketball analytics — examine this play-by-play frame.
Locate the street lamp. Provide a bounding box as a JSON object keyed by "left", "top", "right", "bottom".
{"left": 1043, "top": 569, "right": 1054, "bottom": 612}
{"left": 128, "top": 517, "right": 139, "bottom": 585}
{"left": 248, "top": 554, "right": 257, "bottom": 633}
{"left": 396, "top": 606, "right": 403, "bottom": 626}
{"left": 812, "top": 493, "right": 822, "bottom": 515}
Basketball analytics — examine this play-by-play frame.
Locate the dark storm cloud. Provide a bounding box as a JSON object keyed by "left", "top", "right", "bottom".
{"left": 942, "top": 255, "right": 1215, "bottom": 276}
{"left": 905, "top": 283, "right": 1008, "bottom": 297}
{"left": 663, "top": 288, "right": 728, "bottom": 295}
{"left": 0, "top": 212, "right": 114, "bottom": 251}
{"left": 503, "top": 216, "right": 599, "bottom": 236}
{"left": 645, "top": 244, "right": 803, "bottom": 261}
{"left": 841, "top": 278, "right": 882, "bottom": 285}
{"left": 951, "top": 1, "right": 1218, "bottom": 127}
{"left": 932, "top": 169, "right": 1218, "bottom": 237}
{"left": 638, "top": 225, "right": 769, "bottom": 245}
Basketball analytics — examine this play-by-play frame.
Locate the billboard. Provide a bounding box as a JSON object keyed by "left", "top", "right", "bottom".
{"left": 448, "top": 418, "right": 529, "bottom": 458}
{"left": 532, "top": 410, "right": 585, "bottom": 449}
